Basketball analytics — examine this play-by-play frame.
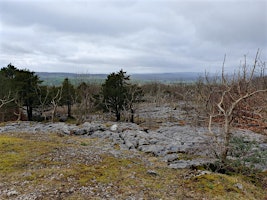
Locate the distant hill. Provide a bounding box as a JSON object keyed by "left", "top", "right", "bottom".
{"left": 36, "top": 72, "right": 202, "bottom": 86}
{"left": 36, "top": 72, "right": 107, "bottom": 86}
{"left": 131, "top": 72, "right": 202, "bottom": 83}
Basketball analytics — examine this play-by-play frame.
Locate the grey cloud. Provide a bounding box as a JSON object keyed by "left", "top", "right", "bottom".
{"left": 0, "top": 42, "right": 32, "bottom": 55}
{"left": 0, "top": 1, "right": 153, "bottom": 36}
{"left": 180, "top": 1, "right": 267, "bottom": 47}
{"left": 0, "top": 0, "right": 266, "bottom": 74}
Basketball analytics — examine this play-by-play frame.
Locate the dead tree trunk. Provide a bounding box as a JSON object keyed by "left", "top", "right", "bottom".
{"left": 51, "top": 87, "right": 62, "bottom": 123}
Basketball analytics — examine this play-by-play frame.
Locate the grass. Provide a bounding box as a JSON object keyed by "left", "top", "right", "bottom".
{"left": 0, "top": 132, "right": 266, "bottom": 199}
{"left": 0, "top": 135, "right": 57, "bottom": 174}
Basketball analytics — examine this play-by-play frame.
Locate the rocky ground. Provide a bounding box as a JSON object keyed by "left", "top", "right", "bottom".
{"left": 0, "top": 104, "right": 267, "bottom": 199}
{"left": 1, "top": 119, "right": 266, "bottom": 171}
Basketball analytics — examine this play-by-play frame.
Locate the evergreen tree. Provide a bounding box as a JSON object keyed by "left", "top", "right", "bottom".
{"left": 99, "top": 70, "right": 130, "bottom": 121}
{"left": 61, "top": 78, "right": 75, "bottom": 118}
{"left": 0, "top": 64, "right": 41, "bottom": 121}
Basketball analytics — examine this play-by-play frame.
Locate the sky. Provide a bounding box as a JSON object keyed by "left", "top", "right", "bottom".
{"left": 0, "top": 0, "right": 266, "bottom": 74}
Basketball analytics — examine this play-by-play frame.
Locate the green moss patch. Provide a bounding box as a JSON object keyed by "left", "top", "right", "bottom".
{"left": 0, "top": 135, "right": 57, "bottom": 173}
{"left": 186, "top": 173, "right": 266, "bottom": 200}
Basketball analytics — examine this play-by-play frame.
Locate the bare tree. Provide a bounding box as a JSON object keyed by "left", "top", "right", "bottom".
{"left": 205, "top": 50, "right": 267, "bottom": 163}
{"left": 35, "top": 85, "right": 50, "bottom": 120}
{"left": 13, "top": 92, "right": 24, "bottom": 121}
{"left": 76, "top": 83, "right": 99, "bottom": 124}
{"left": 0, "top": 92, "right": 14, "bottom": 121}
{"left": 142, "top": 82, "right": 166, "bottom": 106}
{"left": 124, "top": 84, "right": 143, "bottom": 123}
{"left": 51, "top": 86, "right": 63, "bottom": 123}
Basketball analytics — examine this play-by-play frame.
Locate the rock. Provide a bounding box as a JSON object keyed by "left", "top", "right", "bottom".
{"left": 166, "top": 145, "right": 185, "bottom": 154}
{"left": 110, "top": 124, "right": 118, "bottom": 132}
{"left": 138, "top": 138, "right": 149, "bottom": 146}
{"left": 72, "top": 128, "right": 88, "bottom": 135}
{"left": 62, "top": 127, "right": 71, "bottom": 135}
{"left": 7, "top": 190, "right": 18, "bottom": 197}
{"left": 162, "top": 154, "right": 179, "bottom": 162}
{"left": 111, "top": 133, "right": 123, "bottom": 143}
{"left": 82, "top": 122, "right": 106, "bottom": 132}
{"left": 149, "top": 138, "right": 159, "bottom": 145}
{"left": 143, "top": 127, "right": 149, "bottom": 133}
{"left": 125, "top": 140, "right": 135, "bottom": 149}
{"left": 234, "top": 183, "right": 243, "bottom": 190}
{"left": 147, "top": 170, "right": 158, "bottom": 176}
{"left": 169, "top": 159, "right": 212, "bottom": 169}
{"left": 195, "top": 170, "right": 212, "bottom": 177}
{"left": 82, "top": 122, "right": 91, "bottom": 127}
{"left": 138, "top": 145, "right": 166, "bottom": 156}
{"left": 72, "top": 123, "right": 107, "bottom": 135}
{"left": 259, "top": 143, "right": 267, "bottom": 151}
{"left": 169, "top": 160, "right": 193, "bottom": 169}
{"left": 120, "top": 130, "right": 137, "bottom": 138}
{"left": 0, "top": 120, "right": 266, "bottom": 171}
{"left": 91, "top": 131, "right": 112, "bottom": 139}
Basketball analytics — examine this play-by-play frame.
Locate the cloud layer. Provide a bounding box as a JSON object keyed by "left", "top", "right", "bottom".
{"left": 0, "top": 0, "right": 266, "bottom": 73}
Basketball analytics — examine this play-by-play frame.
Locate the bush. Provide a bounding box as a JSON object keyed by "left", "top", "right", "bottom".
{"left": 205, "top": 136, "right": 267, "bottom": 175}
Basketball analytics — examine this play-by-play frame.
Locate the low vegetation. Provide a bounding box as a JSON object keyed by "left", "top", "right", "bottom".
{"left": 0, "top": 132, "right": 266, "bottom": 199}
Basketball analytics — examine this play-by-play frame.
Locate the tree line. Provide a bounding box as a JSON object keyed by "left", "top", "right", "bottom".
{"left": 0, "top": 64, "right": 143, "bottom": 123}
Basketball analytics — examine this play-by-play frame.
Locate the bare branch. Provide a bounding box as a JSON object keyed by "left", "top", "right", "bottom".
{"left": 51, "top": 86, "right": 63, "bottom": 122}
{"left": 248, "top": 48, "right": 259, "bottom": 83}
{"left": 202, "top": 50, "right": 267, "bottom": 163}
{"left": 0, "top": 92, "right": 14, "bottom": 109}
{"left": 221, "top": 54, "right": 227, "bottom": 84}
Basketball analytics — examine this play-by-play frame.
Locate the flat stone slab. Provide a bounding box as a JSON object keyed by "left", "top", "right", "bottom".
{"left": 1, "top": 121, "right": 266, "bottom": 170}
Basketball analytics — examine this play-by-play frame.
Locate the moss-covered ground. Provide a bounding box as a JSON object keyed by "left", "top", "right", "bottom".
{"left": 0, "top": 132, "right": 266, "bottom": 199}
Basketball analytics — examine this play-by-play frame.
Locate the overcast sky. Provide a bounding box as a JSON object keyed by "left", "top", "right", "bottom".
{"left": 0, "top": 0, "right": 266, "bottom": 74}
